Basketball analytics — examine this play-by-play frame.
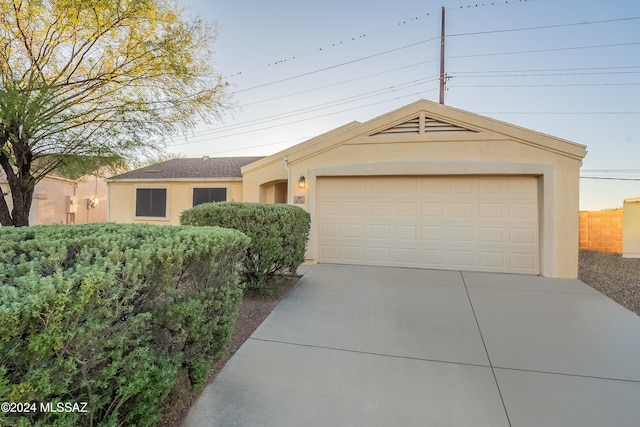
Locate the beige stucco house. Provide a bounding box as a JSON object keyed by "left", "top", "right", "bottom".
{"left": 106, "top": 157, "right": 263, "bottom": 224}
{"left": 623, "top": 197, "right": 640, "bottom": 258}
{"left": 1, "top": 169, "right": 114, "bottom": 225}
{"left": 108, "top": 100, "right": 587, "bottom": 278}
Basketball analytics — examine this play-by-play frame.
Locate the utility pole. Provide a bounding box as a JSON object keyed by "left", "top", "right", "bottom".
{"left": 439, "top": 6, "right": 446, "bottom": 105}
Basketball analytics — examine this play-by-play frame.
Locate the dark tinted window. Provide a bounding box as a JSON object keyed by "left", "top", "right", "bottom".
{"left": 193, "top": 188, "right": 227, "bottom": 206}
{"left": 136, "top": 188, "right": 167, "bottom": 217}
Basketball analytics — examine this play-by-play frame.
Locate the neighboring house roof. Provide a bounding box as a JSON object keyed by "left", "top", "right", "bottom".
{"left": 108, "top": 156, "right": 264, "bottom": 181}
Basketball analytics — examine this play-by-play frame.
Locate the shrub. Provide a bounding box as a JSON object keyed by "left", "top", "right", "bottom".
{"left": 0, "top": 223, "right": 249, "bottom": 427}
{"left": 180, "top": 202, "right": 311, "bottom": 290}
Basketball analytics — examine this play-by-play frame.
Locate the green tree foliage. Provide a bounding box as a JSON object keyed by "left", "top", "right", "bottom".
{"left": 0, "top": 0, "right": 228, "bottom": 226}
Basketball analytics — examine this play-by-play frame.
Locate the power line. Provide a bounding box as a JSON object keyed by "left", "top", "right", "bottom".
{"left": 243, "top": 58, "right": 440, "bottom": 107}
{"left": 451, "top": 71, "right": 640, "bottom": 78}
{"left": 448, "top": 16, "right": 640, "bottom": 37}
{"left": 168, "top": 88, "right": 439, "bottom": 145}
{"left": 232, "top": 38, "right": 439, "bottom": 94}
{"left": 450, "top": 0, "right": 534, "bottom": 10}
{"left": 223, "top": 0, "right": 536, "bottom": 79}
{"left": 453, "top": 83, "right": 640, "bottom": 88}
{"left": 449, "top": 41, "right": 640, "bottom": 60}
{"left": 479, "top": 111, "right": 640, "bottom": 115}
{"left": 582, "top": 170, "right": 640, "bottom": 173}
{"left": 202, "top": 136, "right": 315, "bottom": 156}
{"left": 174, "top": 77, "right": 439, "bottom": 144}
{"left": 581, "top": 177, "right": 640, "bottom": 181}
{"left": 451, "top": 65, "right": 640, "bottom": 74}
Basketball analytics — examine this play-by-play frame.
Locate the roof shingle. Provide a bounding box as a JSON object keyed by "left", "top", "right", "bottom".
{"left": 109, "top": 157, "right": 264, "bottom": 180}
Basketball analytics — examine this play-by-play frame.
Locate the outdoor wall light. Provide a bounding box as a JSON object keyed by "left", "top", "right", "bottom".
{"left": 298, "top": 175, "right": 306, "bottom": 189}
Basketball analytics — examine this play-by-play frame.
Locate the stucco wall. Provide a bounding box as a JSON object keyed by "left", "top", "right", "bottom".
{"left": 579, "top": 210, "right": 623, "bottom": 253}
{"left": 242, "top": 102, "right": 586, "bottom": 278}
{"left": 244, "top": 140, "right": 583, "bottom": 278}
{"left": 623, "top": 199, "right": 640, "bottom": 258}
{"left": 31, "top": 177, "right": 77, "bottom": 225}
{"left": 108, "top": 180, "right": 243, "bottom": 225}
{"left": 75, "top": 174, "right": 109, "bottom": 224}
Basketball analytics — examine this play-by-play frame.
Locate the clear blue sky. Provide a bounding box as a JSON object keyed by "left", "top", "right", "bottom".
{"left": 170, "top": 0, "right": 640, "bottom": 210}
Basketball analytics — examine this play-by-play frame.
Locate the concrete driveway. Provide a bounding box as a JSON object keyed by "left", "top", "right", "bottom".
{"left": 183, "top": 264, "right": 640, "bottom": 427}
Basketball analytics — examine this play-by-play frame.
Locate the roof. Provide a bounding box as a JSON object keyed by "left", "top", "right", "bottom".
{"left": 624, "top": 196, "right": 640, "bottom": 204}
{"left": 242, "top": 99, "right": 587, "bottom": 174}
{"left": 109, "top": 157, "right": 264, "bottom": 181}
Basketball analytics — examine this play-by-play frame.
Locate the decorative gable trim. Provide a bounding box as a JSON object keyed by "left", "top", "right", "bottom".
{"left": 372, "top": 112, "right": 476, "bottom": 136}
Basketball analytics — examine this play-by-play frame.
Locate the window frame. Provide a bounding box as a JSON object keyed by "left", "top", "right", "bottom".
{"left": 134, "top": 186, "right": 169, "bottom": 219}
{"left": 191, "top": 186, "right": 229, "bottom": 207}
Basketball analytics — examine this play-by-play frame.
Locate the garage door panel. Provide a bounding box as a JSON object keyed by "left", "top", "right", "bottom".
{"left": 321, "top": 223, "right": 341, "bottom": 238}
{"left": 480, "top": 252, "right": 506, "bottom": 269}
{"left": 510, "top": 228, "right": 536, "bottom": 245}
{"left": 370, "top": 202, "right": 391, "bottom": 216}
{"left": 509, "top": 203, "right": 536, "bottom": 219}
{"left": 450, "top": 227, "right": 474, "bottom": 243}
{"left": 397, "top": 202, "right": 418, "bottom": 216}
{"left": 450, "top": 250, "right": 476, "bottom": 267}
{"left": 479, "top": 227, "right": 505, "bottom": 244}
{"left": 510, "top": 253, "right": 537, "bottom": 270}
{"left": 479, "top": 203, "right": 505, "bottom": 218}
{"left": 370, "top": 247, "right": 390, "bottom": 262}
{"left": 393, "top": 248, "right": 418, "bottom": 264}
{"left": 317, "top": 176, "right": 539, "bottom": 274}
{"left": 451, "top": 203, "right": 474, "bottom": 217}
{"left": 344, "top": 246, "right": 365, "bottom": 262}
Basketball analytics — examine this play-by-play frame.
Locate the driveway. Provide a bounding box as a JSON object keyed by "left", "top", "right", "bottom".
{"left": 183, "top": 264, "right": 640, "bottom": 427}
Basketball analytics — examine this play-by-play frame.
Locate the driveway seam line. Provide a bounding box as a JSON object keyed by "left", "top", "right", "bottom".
{"left": 248, "top": 337, "right": 491, "bottom": 369}
{"left": 466, "top": 285, "right": 600, "bottom": 296}
{"left": 460, "top": 271, "right": 513, "bottom": 427}
{"left": 492, "top": 366, "right": 640, "bottom": 384}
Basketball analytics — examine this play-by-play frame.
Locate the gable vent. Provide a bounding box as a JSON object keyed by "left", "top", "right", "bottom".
{"left": 373, "top": 115, "right": 475, "bottom": 135}
{"left": 375, "top": 117, "right": 420, "bottom": 134}
{"left": 424, "top": 117, "right": 471, "bottom": 132}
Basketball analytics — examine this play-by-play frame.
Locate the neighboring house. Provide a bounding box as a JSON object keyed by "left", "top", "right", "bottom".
{"left": 108, "top": 100, "right": 587, "bottom": 278}
{"left": 1, "top": 168, "right": 115, "bottom": 225}
{"left": 623, "top": 197, "right": 640, "bottom": 258}
{"left": 106, "top": 157, "right": 264, "bottom": 224}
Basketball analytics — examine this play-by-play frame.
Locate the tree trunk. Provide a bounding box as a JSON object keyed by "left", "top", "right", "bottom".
{"left": 0, "top": 151, "right": 34, "bottom": 227}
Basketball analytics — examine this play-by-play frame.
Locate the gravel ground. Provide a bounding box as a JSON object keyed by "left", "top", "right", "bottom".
{"left": 579, "top": 250, "right": 640, "bottom": 316}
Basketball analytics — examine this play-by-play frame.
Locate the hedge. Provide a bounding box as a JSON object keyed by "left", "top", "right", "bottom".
{"left": 180, "top": 202, "right": 311, "bottom": 290}
{"left": 0, "top": 223, "right": 249, "bottom": 427}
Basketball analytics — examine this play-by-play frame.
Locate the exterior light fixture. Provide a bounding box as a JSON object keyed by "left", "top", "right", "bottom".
{"left": 298, "top": 175, "right": 306, "bottom": 189}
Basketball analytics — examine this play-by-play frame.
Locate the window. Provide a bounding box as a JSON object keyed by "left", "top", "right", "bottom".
{"left": 136, "top": 188, "right": 167, "bottom": 217}
{"left": 193, "top": 188, "right": 227, "bottom": 206}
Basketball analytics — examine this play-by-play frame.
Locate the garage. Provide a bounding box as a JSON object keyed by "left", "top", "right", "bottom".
{"left": 241, "top": 99, "right": 587, "bottom": 278}
{"left": 317, "top": 175, "right": 539, "bottom": 274}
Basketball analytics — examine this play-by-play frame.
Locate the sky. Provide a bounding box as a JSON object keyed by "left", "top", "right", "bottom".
{"left": 168, "top": 0, "right": 640, "bottom": 210}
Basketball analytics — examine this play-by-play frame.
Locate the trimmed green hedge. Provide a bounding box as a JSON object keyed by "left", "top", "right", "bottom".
{"left": 180, "top": 202, "right": 311, "bottom": 290}
{"left": 0, "top": 223, "right": 249, "bottom": 427}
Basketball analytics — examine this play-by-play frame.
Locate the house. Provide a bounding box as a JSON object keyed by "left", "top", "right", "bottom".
{"left": 108, "top": 100, "right": 587, "bottom": 278}
{"left": 1, "top": 168, "right": 115, "bottom": 225}
{"left": 106, "top": 157, "right": 264, "bottom": 224}
{"left": 623, "top": 197, "right": 640, "bottom": 258}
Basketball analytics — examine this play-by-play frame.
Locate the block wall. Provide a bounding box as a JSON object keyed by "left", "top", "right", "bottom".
{"left": 579, "top": 210, "right": 623, "bottom": 253}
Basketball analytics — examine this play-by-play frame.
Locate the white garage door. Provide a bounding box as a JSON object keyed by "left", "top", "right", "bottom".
{"left": 317, "top": 176, "right": 539, "bottom": 274}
